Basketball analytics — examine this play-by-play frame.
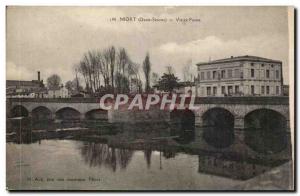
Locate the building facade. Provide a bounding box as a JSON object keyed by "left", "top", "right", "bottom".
{"left": 6, "top": 71, "right": 46, "bottom": 97}
{"left": 196, "top": 55, "right": 283, "bottom": 97}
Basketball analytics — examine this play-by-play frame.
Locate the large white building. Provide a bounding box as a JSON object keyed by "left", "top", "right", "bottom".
{"left": 196, "top": 55, "right": 283, "bottom": 97}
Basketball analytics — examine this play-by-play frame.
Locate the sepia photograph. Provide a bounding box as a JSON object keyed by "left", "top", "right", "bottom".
{"left": 5, "top": 6, "right": 295, "bottom": 191}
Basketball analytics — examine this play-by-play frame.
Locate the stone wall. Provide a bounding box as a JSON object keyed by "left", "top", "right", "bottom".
{"left": 108, "top": 105, "right": 170, "bottom": 124}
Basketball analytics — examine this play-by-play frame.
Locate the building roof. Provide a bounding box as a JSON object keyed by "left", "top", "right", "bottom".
{"left": 7, "top": 80, "right": 43, "bottom": 87}
{"left": 196, "top": 55, "right": 282, "bottom": 66}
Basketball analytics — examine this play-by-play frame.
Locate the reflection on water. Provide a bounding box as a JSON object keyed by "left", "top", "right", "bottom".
{"left": 6, "top": 138, "right": 291, "bottom": 190}
{"left": 80, "top": 142, "right": 134, "bottom": 171}
{"left": 78, "top": 141, "right": 287, "bottom": 181}
{"left": 198, "top": 155, "right": 270, "bottom": 180}
{"left": 6, "top": 117, "right": 292, "bottom": 190}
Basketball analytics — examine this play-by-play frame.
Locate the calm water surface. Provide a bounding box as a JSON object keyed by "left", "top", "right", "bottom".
{"left": 7, "top": 139, "right": 242, "bottom": 190}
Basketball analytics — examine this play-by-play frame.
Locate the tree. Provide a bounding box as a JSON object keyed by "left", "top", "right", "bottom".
{"left": 47, "top": 74, "right": 61, "bottom": 89}
{"left": 182, "top": 59, "right": 194, "bottom": 82}
{"left": 143, "top": 53, "right": 151, "bottom": 93}
{"left": 151, "top": 72, "right": 159, "bottom": 86}
{"left": 166, "top": 66, "right": 174, "bottom": 75}
{"left": 157, "top": 73, "right": 180, "bottom": 93}
{"left": 65, "top": 79, "right": 83, "bottom": 95}
{"left": 65, "top": 80, "right": 74, "bottom": 92}
{"left": 108, "top": 46, "right": 116, "bottom": 89}
{"left": 76, "top": 46, "right": 140, "bottom": 94}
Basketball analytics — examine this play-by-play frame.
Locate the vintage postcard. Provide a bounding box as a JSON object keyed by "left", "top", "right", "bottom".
{"left": 6, "top": 6, "right": 295, "bottom": 191}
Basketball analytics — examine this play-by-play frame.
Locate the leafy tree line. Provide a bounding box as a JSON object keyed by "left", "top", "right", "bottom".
{"left": 75, "top": 46, "right": 145, "bottom": 94}
{"left": 46, "top": 46, "right": 185, "bottom": 95}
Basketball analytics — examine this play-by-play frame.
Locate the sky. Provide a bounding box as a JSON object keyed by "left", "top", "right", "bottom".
{"left": 6, "top": 6, "right": 291, "bottom": 85}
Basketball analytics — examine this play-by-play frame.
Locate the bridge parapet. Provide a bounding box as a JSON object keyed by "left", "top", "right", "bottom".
{"left": 7, "top": 96, "right": 289, "bottom": 104}
{"left": 194, "top": 96, "right": 289, "bottom": 105}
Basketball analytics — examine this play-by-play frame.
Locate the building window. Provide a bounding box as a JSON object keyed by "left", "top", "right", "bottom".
{"left": 276, "top": 86, "right": 279, "bottom": 95}
{"left": 228, "top": 86, "right": 233, "bottom": 95}
{"left": 235, "top": 85, "right": 239, "bottom": 93}
{"left": 201, "top": 72, "right": 204, "bottom": 80}
{"left": 207, "top": 71, "right": 211, "bottom": 80}
{"left": 234, "top": 69, "right": 239, "bottom": 78}
{"left": 221, "top": 86, "right": 226, "bottom": 94}
{"left": 266, "top": 86, "right": 270, "bottom": 94}
{"left": 261, "top": 64, "right": 264, "bottom": 67}
{"left": 221, "top": 70, "right": 225, "bottom": 79}
{"left": 276, "top": 70, "right": 279, "bottom": 79}
{"left": 228, "top": 69, "right": 232, "bottom": 78}
{"left": 251, "top": 63, "right": 254, "bottom": 66}
{"left": 261, "top": 70, "right": 265, "bottom": 78}
{"left": 200, "top": 72, "right": 204, "bottom": 80}
{"left": 266, "top": 70, "right": 270, "bottom": 78}
{"left": 251, "top": 69, "right": 255, "bottom": 78}
{"left": 207, "top": 87, "right": 211, "bottom": 96}
{"left": 213, "top": 87, "right": 217, "bottom": 95}
{"left": 261, "top": 86, "right": 265, "bottom": 94}
{"left": 212, "top": 71, "right": 217, "bottom": 79}
{"left": 271, "top": 64, "right": 274, "bottom": 68}
{"left": 251, "top": 85, "right": 255, "bottom": 95}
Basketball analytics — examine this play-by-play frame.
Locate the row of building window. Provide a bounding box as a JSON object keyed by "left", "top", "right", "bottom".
{"left": 199, "top": 69, "right": 280, "bottom": 80}
{"left": 200, "top": 69, "right": 241, "bottom": 80}
{"left": 250, "top": 63, "right": 275, "bottom": 68}
{"left": 250, "top": 69, "right": 280, "bottom": 79}
{"left": 205, "top": 85, "right": 280, "bottom": 96}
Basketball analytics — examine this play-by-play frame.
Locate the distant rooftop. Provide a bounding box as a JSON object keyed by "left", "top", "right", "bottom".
{"left": 7, "top": 80, "right": 43, "bottom": 87}
{"left": 196, "top": 55, "right": 282, "bottom": 66}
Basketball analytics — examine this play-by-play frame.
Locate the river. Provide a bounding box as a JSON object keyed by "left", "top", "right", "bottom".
{"left": 7, "top": 139, "right": 249, "bottom": 190}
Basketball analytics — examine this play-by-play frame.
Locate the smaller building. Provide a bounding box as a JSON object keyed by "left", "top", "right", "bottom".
{"left": 71, "top": 91, "right": 90, "bottom": 98}
{"left": 153, "top": 81, "right": 196, "bottom": 96}
{"left": 130, "top": 78, "right": 142, "bottom": 94}
{"left": 6, "top": 71, "right": 46, "bottom": 98}
{"left": 48, "top": 86, "right": 69, "bottom": 98}
{"left": 175, "top": 81, "right": 196, "bottom": 96}
{"left": 283, "top": 85, "right": 289, "bottom": 96}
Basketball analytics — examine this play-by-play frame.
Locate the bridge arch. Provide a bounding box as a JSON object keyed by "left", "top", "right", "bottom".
{"left": 85, "top": 109, "right": 108, "bottom": 121}
{"left": 202, "top": 107, "right": 235, "bottom": 148}
{"left": 11, "top": 105, "right": 29, "bottom": 117}
{"left": 55, "top": 107, "right": 81, "bottom": 120}
{"left": 244, "top": 108, "right": 288, "bottom": 154}
{"left": 32, "top": 106, "right": 52, "bottom": 121}
{"left": 170, "top": 108, "right": 195, "bottom": 144}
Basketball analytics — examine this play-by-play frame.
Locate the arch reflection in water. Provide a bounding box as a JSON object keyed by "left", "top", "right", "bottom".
{"left": 198, "top": 155, "right": 272, "bottom": 180}
{"left": 244, "top": 109, "right": 288, "bottom": 154}
{"left": 202, "top": 108, "right": 235, "bottom": 148}
{"left": 80, "top": 142, "right": 134, "bottom": 172}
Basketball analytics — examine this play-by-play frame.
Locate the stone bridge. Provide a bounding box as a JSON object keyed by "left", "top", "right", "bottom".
{"left": 7, "top": 97, "right": 290, "bottom": 129}
{"left": 191, "top": 97, "right": 290, "bottom": 130}
{"left": 7, "top": 96, "right": 291, "bottom": 159}
{"left": 7, "top": 98, "right": 102, "bottom": 120}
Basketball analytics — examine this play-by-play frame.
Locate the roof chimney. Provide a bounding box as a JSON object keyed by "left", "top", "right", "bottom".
{"left": 37, "top": 71, "right": 40, "bottom": 81}
{"left": 231, "top": 56, "right": 233, "bottom": 58}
